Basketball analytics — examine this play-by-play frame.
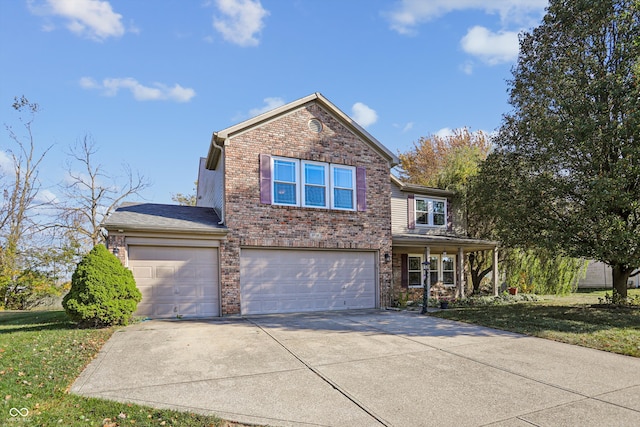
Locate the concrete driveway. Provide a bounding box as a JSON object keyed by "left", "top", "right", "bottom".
{"left": 71, "top": 310, "right": 640, "bottom": 426}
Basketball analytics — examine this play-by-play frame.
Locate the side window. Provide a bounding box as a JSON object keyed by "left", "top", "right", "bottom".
{"left": 433, "top": 200, "right": 446, "bottom": 226}
{"left": 331, "top": 165, "right": 355, "bottom": 210}
{"left": 416, "top": 199, "right": 429, "bottom": 225}
{"left": 408, "top": 255, "right": 423, "bottom": 287}
{"left": 414, "top": 197, "right": 447, "bottom": 227}
{"left": 429, "top": 256, "right": 439, "bottom": 285}
{"left": 273, "top": 158, "right": 298, "bottom": 205}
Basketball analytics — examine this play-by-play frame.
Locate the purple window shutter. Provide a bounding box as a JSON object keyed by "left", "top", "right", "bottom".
{"left": 356, "top": 167, "right": 366, "bottom": 212}
{"left": 407, "top": 194, "right": 415, "bottom": 229}
{"left": 447, "top": 199, "right": 453, "bottom": 231}
{"left": 259, "top": 154, "right": 271, "bottom": 204}
{"left": 401, "top": 254, "right": 408, "bottom": 289}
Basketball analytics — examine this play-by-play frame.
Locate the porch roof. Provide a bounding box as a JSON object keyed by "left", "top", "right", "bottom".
{"left": 392, "top": 233, "right": 498, "bottom": 253}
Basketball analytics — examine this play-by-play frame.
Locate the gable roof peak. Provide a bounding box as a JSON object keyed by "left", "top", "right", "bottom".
{"left": 207, "top": 92, "right": 399, "bottom": 169}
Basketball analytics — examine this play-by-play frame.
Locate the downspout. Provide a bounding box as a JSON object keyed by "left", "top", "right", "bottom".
{"left": 208, "top": 132, "right": 226, "bottom": 225}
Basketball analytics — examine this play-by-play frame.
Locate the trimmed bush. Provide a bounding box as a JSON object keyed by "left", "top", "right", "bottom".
{"left": 63, "top": 245, "right": 142, "bottom": 327}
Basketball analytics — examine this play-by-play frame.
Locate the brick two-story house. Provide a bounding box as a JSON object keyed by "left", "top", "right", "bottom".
{"left": 104, "top": 93, "right": 498, "bottom": 318}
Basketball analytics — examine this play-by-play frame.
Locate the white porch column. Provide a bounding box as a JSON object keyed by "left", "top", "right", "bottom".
{"left": 457, "top": 247, "right": 465, "bottom": 299}
{"left": 492, "top": 247, "right": 499, "bottom": 296}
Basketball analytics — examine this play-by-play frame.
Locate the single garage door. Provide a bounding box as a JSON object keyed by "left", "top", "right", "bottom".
{"left": 128, "top": 246, "right": 219, "bottom": 318}
{"left": 240, "top": 249, "right": 376, "bottom": 315}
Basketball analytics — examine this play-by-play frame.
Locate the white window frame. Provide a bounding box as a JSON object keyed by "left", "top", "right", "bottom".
{"left": 301, "top": 160, "right": 329, "bottom": 208}
{"left": 428, "top": 254, "right": 456, "bottom": 287}
{"left": 272, "top": 157, "right": 300, "bottom": 206}
{"left": 271, "top": 156, "right": 357, "bottom": 211}
{"left": 415, "top": 196, "right": 447, "bottom": 228}
{"left": 408, "top": 254, "right": 424, "bottom": 288}
{"left": 405, "top": 254, "right": 456, "bottom": 288}
{"left": 330, "top": 164, "right": 356, "bottom": 211}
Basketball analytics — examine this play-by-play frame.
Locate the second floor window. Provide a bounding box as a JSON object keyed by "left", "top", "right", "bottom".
{"left": 415, "top": 197, "right": 446, "bottom": 227}
{"left": 303, "top": 162, "right": 328, "bottom": 207}
{"left": 270, "top": 156, "right": 358, "bottom": 211}
{"left": 273, "top": 159, "right": 298, "bottom": 205}
{"left": 331, "top": 165, "right": 355, "bottom": 210}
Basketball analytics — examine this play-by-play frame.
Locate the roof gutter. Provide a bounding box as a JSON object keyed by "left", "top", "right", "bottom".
{"left": 205, "top": 132, "right": 224, "bottom": 170}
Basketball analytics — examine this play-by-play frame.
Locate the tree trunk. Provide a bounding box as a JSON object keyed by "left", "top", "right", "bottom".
{"left": 469, "top": 251, "right": 493, "bottom": 294}
{"left": 611, "top": 264, "right": 632, "bottom": 298}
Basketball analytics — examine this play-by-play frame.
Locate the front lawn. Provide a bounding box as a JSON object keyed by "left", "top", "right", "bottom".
{"left": 432, "top": 288, "right": 640, "bottom": 357}
{"left": 0, "top": 310, "right": 248, "bottom": 426}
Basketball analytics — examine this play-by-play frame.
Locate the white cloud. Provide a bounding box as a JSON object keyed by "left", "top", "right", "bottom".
{"left": 460, "top": 60, "right": 475, "bottom": 75}
{"left": 435, "top": 127, "right": 455, "bottom": 138}
{"left": 351, "top": 102, "right": 378, "bottom": 128}
{"left": 385, "top": 0, "right": 547, "bottom": 35}
{"left": 402, "top": 122, "right": 414, "bottom": 132}
{"left": 79, "top": 77, "right": 196, "bottom": 102}
{"left": 0, "top": 151, "right": 13, "bottom": 174}
{"left": 461, "top": 26, "right": 519, "bottom": 64}
{"left": 35, "top": 189, "right": 59, "bottom": 204}
{"left": 249, "top": 97, "right": 285, "bottom": 116}
{"left": 212, "top": 0, "right": 269, "bottom": 47}
{"left": 30, "top": 0, "right": 126, "bottom": 41}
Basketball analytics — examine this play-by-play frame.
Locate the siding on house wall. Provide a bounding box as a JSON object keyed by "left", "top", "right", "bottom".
{"left": 196, "top": 157, "right": 224, "bottom": 217}
{"left": 219, "top": 103, "right": 393, "bottom": 314}
{"left": 578, "top": 261, "right": 640, "bottom": 289}
{"left": 391, "top": 181, "right": 466, "bottom": 236}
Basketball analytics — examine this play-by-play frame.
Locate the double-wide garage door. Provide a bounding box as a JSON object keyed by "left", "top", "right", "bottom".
{"left": 128, "top": 246, "right": 219, "bottom": 318}
{"left": 240, "top": 249, "right": 376, "bottom": 315}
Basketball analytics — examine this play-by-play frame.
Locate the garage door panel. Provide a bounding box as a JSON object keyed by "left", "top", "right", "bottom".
{"left": 240, "top": 249, "right": 376, "bottom": 315}
{"left": 128, "top": 246, "right": 219, "bottom": 318}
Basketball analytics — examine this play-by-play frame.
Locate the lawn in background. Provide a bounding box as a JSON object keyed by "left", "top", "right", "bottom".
{"left": 433, "top": 288, "right": 640, "bottom": 357}
{"left": 0, "top": 310, "right": 249, "bottom": 427}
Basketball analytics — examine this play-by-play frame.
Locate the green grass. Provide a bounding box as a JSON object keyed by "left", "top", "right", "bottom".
{"left": 433, "top": 288, "right": 640, "bottom": 357}
{"left": 0, "top": 310, "right": 248, "bottom": 426}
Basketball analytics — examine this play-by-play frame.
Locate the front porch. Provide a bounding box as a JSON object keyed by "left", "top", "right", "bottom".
{"left": 392, "top": 234, "right": 499, "bottom": 306}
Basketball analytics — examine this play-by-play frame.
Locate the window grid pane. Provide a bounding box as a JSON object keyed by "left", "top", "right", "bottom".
{"left": 408, "top": 256, "right": 422, "bottom": 287}
{"left": 274, "top": 182, "right": 296, "bottom": 204}
{"left": 334, "top": 188, "right": 353, "bottom": 209}
{"left": 304, "top": 164, "right": 325, "bottom": 185}
{"left": 333, "top": 168, "right": 353, "bottom": 188}
{"left": 305, "top": 186, "right": 325, "bottom": 207}
{"left": 274, "top": 160, "right": 296, "bottom": 182}
{"left": 409, "top": 272, "right": 422, "bottom": 286}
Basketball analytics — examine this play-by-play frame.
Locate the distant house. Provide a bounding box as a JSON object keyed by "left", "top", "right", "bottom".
{"left": 579, "top": 261, "right": 640, "bottom": 289}
{"left": 102, "top": 93, "right": 498, "bottom": 318}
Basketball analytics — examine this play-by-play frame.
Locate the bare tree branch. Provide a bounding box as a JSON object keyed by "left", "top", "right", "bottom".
{"left": 57, "top": 135, "right": 151, "bottom": 248}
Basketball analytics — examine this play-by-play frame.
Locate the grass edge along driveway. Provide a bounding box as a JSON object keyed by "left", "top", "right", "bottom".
{"left": 0, "top": 310, "right": 251, "bottom": 427}
{"left": 433, "top": 289, "right": 640, "bottom": 358}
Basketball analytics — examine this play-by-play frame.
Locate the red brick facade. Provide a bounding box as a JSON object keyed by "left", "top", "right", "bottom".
{"left": 220, "top": 103, "right": 393, "bottom": 314}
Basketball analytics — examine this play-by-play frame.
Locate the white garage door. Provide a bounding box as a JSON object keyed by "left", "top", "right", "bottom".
{"left": 128, "top": 246, "right": 219, "bottom": 318}
{"left": 240, "top": 249, "right": 376, "bottom": 315}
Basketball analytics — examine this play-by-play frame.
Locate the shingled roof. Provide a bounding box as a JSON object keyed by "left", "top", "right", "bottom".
{"left": 102, "top": 203, "right": 227, "bottom": 234}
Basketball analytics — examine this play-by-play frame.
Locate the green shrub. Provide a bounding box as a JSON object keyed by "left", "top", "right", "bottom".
{"left": 62, "top": 245, "right": 141, "bottom": 327}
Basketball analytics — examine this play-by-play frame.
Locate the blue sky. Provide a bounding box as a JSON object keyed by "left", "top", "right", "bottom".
{"left": 0, "top": 0, "right": 548, "bottom": 205}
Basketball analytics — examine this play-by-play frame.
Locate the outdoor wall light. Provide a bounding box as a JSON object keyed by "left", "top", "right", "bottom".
{"left": 384, "top": 252, "right": 390, "bottom": 263}
{"left": 112, "top": 247, "right": 120, "bottom": 255}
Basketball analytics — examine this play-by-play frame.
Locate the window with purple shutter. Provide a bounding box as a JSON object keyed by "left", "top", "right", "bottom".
{"left": 259, "top": 154, "right": 271, "bottom": 204}
{"left": 407, "top": 194, "right": 415, "bottom": 229}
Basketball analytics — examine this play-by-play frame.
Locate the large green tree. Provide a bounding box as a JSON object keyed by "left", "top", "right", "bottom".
{"left": 476, "top": 0, "right": 640, "bottom": 297}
